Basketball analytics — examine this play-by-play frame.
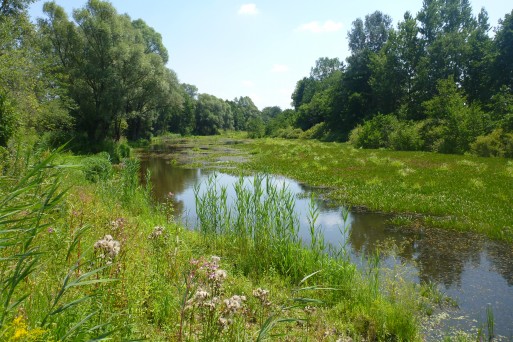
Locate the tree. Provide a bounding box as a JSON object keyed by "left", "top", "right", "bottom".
{"left": 39, "top": 0, "right": 182, "bottom": 145}
{"left": 375, "top": 12, "right": 425, "bottom": 118}
{"left": 347, "top": 11, "right": 393, "bottom": 54}
{"left": 310, "top": 57, "right": 344, "bottom": 81}
{"left": 229, "top": 96, "right": 259, "bottom": 130}
{"left": 463, "top": 8, "right": 494, "bottom": 104}
{"left": 494, "top": 10, "right": 513, "bottom": 91}
{"left": 291, "top": 77, "right": 317, "bottom": 110}
{"left": 422, "top": 78, "right": 486, "bottom": 153}
{"left": 168, "top": 83, "right": 198, "bottom": 135}
{"left": 0, "top": 0, "right": 35, "bottom": 17}
{"left": 195, "top": 94, "right": 233, "bottom": 135}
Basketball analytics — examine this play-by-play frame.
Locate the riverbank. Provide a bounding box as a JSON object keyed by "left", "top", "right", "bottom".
{"left": 152, "top": 134, "right": 513, "bottom": 242}
{"left": 1, "top": 143, "right": 440, "bottom": 341}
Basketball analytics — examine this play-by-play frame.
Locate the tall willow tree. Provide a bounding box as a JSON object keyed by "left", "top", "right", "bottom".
{"left": 39, "top": 0, "right": 182, "bottom": 145}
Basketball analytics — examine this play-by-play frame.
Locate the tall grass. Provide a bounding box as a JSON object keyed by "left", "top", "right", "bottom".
{"left": 193, "top": 173, "right": 423, "bottom": 340}
{"left": 0, "top": 149, "right": 119, "bottom": 340}
{"left": 0, "top": 137, "right": 435, "bottom": 340}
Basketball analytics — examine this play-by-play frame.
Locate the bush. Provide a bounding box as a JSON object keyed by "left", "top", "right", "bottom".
{"left": 471, "top": 129, "right": 513, "bottom": 158}
{"left": 82, "top": 152, "right": 113, "bottom": 182}
{"left": 389, "top": 121, "right": 424, "bottom": 151}
{"left": 299, "top": 122, "right": 330, "bottom": 140}
{"left": 97, "top": 139, "right": 131, "bottom": 164}
{"left": 273, "top": 126, "right": 303, "bottom": 139}
{"left": 349, "top": 114, "right": 398, "bottom": 149}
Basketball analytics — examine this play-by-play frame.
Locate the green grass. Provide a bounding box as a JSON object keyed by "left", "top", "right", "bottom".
{"left": 0, "top": 137, "right": 442, "bottom": 341}
{"left": 218, "top": 138, "right": 513, "bottom": 241}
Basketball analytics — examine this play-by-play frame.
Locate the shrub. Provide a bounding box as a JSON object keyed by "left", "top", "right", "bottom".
{"left": 471, "top": 128, "right": 513, "bottom": 158}
{"left": 299, "top": 122, "right": 330, "bottom": 140}
{"left": 273, "top": 126, "right": 303, "bottom": 139}
{"left": 349, "top": 114, "right": 398, "bottom": 149}
{"left": 389, "top": 121, "right": 424, "bottom": 151}
{"left": 82, "top": 152, "right": 112, "bottom": 182}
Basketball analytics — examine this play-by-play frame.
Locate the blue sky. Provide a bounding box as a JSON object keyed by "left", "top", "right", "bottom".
{"left": 29, "top": 1, "right": 512, "bottom": 110}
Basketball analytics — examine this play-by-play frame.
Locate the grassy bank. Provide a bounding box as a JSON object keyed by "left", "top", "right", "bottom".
{"left": 203, "top": 137, "right": 513, "bottom": 242}
{"left": 0, "top": 141, "right": 443, "bottom": 341}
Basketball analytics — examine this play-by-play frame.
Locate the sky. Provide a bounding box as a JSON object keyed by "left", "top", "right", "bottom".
{"left": 29, "top": 0, "right": 512, "bottom": 110}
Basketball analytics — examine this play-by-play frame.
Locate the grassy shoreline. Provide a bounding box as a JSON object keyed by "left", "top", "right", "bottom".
{"left": 1, "top": 142, "right": 440, "bottom": 341}
{"left": 155, "top": 135, "right": 513, "bottom": 242}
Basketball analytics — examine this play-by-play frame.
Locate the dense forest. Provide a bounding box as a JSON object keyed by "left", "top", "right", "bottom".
{"left": 1, "top": 0, "right": 513, "bottom": 158}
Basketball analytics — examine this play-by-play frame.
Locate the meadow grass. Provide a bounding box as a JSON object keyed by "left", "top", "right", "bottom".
{"left": 0, "top": 139, "right": 438, "bottom": 340}
{"left": 212, "top": 137, "right": 513, "bottom": 241}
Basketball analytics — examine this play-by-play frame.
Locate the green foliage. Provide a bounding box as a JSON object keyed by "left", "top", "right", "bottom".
{"left": 421, "top": 78, "right": 487, "bottom": 153}
{"left": 82, "top": 153, "right": 113, "bottom": 182}
{"left": 282, "top": 2, "right": 513, "bottom": 157}
{"left": 299, "top": 122, "right": 331, "bottom": 140}
{"left": 349, "top": 114, "right": 399, "bottom": 149}
{"left": 247, "top": 117, "right": 266, "bottom": 138}
{"left": 273, "top": 126, "right": 304, "bottom": 139}
{"left": 39, "top": 1, "right": 183, "bottom": 143}
{"left": 229, "top": 96, "right": 260, "bottom": 131}
{"left": 195, "top": 94, "right": 233, "bottom": 135}
{"left": 389, "top": 121, "right": 424, "bottom": 151}
{"left": 0, "top": 93, "right": 17, "bottom": 147}
{"left": 470, "top": 129, "right": 513, "bottom": 158}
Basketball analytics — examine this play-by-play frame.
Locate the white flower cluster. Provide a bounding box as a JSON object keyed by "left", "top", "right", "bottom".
{"left": 253, "top": 288, "right": 271, "bottom": 307}
{"left": 110, "top": 217, "right": 125, "bottom": 231}
{"left": 186, "top": 289, "right": 221, "bottom": 312}
{"left": 149, "top": 226, "right": 166, "bottom": 239}
{"left": 222, "top": 295, "right": 246, "bottom": 315}
{"left": 94, "top": 234, "right": 121, "bottom": 260}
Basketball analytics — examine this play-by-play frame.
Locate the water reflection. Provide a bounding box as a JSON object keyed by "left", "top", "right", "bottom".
{"left": 139, "top": 156, "right": 513, "bottom": 339}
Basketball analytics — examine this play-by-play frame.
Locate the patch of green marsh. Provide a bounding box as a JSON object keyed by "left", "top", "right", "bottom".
{"left": 230, "top": 138, "right": 513, "bottom": 241}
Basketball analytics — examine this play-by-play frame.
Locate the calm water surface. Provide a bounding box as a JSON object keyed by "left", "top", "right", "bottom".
{"left": 140, "top": 153, "right": 513, "bottom": 339}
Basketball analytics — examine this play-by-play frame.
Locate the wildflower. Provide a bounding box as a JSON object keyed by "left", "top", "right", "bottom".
{"left": 217, "top": 317, "right": 233, "bottom": 329}
{"left": 149, "top": 226, "right": 166, "bottom": 239}
{"left": 202, "top": 296, "right": 220, "bottom": 311}
{"left": 304, "top": 306, "right": 316, "bottom": 315}
{"left": 94, "top": 234, "right": 121, "bottom": 260}
{"left": 110, "top": 217, "right": 126, "bottom": 231}
{"left": 211, "top": 255, "right": 221, "bottom": 265}
{"left": 214, "top": 269, "right": 227, "bottom": 282}
{"left": 253, "top": 288, "right": 271, "bottom": 307}
{"left": 222, "top": 294, "right": 246, "bottom": 315}
{"left": 47, "top": 227, "right": 54, "bottom": 233}
{"left": 12, "top": 316, "right": 28, "bottom": 340}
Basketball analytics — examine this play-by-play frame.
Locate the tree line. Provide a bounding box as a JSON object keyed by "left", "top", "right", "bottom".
{"left": 1, "top": 0, "right": 512, "bottom": 158}
{"left": 279, "top": 0, "right": 513, "bottom": 156}
{"left": 0, "top": 0, "right": 271, "bottom": 156}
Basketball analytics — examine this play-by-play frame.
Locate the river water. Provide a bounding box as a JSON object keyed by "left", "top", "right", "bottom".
{"left": 140, "top": 151, "right": 513, "bottom": 340}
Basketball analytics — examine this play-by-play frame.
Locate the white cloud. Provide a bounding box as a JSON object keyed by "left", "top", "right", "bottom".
{"left": 238, "top": 4, "right": 259, "bottom": 15}
{"left": 297, "top": 20, "right": 343, "bottom": 33}
{"left": 242, "top": 80, "right": 254, "bottom": 87}
{"left": 271, "top": 64, "right": 289, "bottom": 73}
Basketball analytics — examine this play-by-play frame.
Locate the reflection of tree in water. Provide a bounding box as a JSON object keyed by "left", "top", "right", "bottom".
{"left": 349, "top": 215, "right": 485, "bottom": 288}
{"left": 349, "top": 212, "right": 414, "bottom": 258}
{"left": 484, "top": 241, "right": 513, "bottom": 286}
{"left": 139, "top": 157, "right": 203, "bottom": 216}
{"left": 413, "top": 229, "right": 483, "bottom": 288}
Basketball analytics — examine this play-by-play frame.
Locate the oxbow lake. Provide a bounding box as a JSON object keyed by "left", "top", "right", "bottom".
{"left": 140, "top": 153, "right": 513, "bottom": 340}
